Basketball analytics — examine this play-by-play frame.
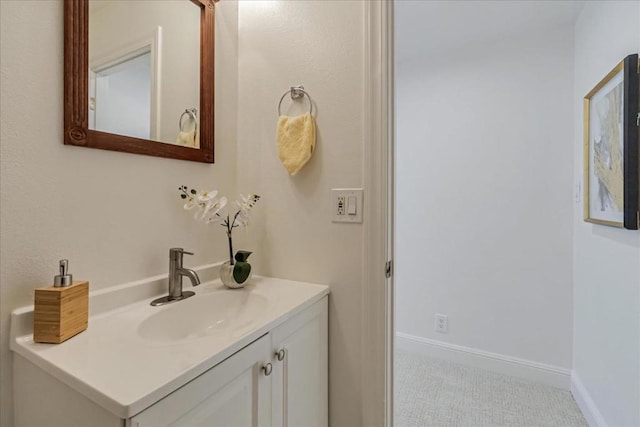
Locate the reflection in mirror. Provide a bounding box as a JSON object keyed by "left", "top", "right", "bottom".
{"left": 90, "top": 51, "right": 152, "bottom": 140}
{"left": 88, "top": 0, "right": 200, "bottom": 148}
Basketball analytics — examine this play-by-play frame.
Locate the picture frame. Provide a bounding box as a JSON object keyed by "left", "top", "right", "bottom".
{"left": 583, "top": 53, "right": 639, "bottom": 230}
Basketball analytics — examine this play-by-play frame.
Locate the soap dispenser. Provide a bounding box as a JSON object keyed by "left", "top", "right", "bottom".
{"left": 33, "top": 260, "right": 89, "bottom": 344}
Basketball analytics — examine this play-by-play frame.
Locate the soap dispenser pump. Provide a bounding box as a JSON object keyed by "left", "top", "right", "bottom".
{"left": 54, "top": 259, "right": 73, "bottom": 287}
{"left": 33, "top": 259, "right": 89, "bottom": 344}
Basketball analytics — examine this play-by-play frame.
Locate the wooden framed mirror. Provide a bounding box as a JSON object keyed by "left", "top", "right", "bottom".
{"left": 64, "top": 0, "right": 216, "bottom": 163}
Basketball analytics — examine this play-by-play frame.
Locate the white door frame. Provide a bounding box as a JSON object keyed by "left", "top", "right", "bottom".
{"left": 89, "top": 27, "right": 162, "bottom": 141}
{"left": 362, "top": 1, "right": 394, "bottom": 426}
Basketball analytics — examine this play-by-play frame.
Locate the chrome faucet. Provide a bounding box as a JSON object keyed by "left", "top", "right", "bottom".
{"left": 151, "top": 248, "right": 201, "bottom": 306}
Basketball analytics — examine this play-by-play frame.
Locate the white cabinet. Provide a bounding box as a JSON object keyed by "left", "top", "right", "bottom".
{"left": 130, "top": 296, "right": 328, "bottom": 427}
{"left": 129, "top": 334, "right": 272, "bottom": 427}
{"left": 12, "top": 278, "right": 329, "bottom": 427}
{"left": 271, "top": 297, "right": 328, "bottom": 427}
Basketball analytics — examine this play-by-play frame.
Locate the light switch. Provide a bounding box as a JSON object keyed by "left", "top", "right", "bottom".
{"left": 347, "top": 196, "right": 357, "bottom": 215}
{"left": 331, "top": 188, "right": 363, "bottom": 223}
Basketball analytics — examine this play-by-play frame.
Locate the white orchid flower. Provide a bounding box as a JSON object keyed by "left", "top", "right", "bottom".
{"left": 230, "top": 194, "right": 260, "bottom": 227}
{"left": 183, "top": 195, "right": 197, "bottom": 210}
{"left": 179, "top": 187, "right": 260, "bottom": 266}
{"left": 180, "top": 186, "right": 205, "bottom": 210}
{"left": 193, "top": 190, "right": 221, "bottom": 220}
{"left": 190, "top": 190, "right": 218, "bottom": 220}
{"left": 194, "top": 201, "right": 208, "bottom": 220}
{"left": 204, "top": 197, "right": 228, "bottom": 224}
{"left": 197, "top": 190, "right": 218, "bottom": 203}
{"left": 194, "top": 197, "right": 219, "bottom": 221}
{"left": 236, "top": 194, "right": 259, "bottom": 211}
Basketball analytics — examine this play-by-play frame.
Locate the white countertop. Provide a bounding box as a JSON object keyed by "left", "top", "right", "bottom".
{"left": 10, "top": 275, "right": 329, "bottom": 419}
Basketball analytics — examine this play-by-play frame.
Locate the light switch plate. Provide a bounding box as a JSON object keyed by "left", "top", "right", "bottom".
{"left": 332, "top": 188, "right": 363, "bottom": 223}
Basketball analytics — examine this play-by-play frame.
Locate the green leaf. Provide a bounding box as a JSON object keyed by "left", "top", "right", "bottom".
{"left": 233, "top": 262, "right": 252, "bottom": 284}
{"left": 234, "top": 250, "right": 252, "bottom": 262}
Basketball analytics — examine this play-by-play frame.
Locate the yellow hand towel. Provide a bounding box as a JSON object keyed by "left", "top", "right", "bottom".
{"left": 277, "top": 113, "right": 316, "bottom": 176}
{"left": 176, "top": 131, "right": 199, "bottom": 148}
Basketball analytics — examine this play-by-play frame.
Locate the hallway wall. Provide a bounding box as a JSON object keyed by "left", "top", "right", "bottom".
{"left": 572, "top": 2, "right": 640, "bottom": 425}
{"left": 395, "top": 26, "right": 575, "bottom": 369}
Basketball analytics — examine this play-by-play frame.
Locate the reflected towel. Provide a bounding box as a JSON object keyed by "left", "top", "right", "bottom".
{"left": 277, "top": 113, "right": 316, "bottom": 176}
{"left": 176, "top": 131, "right": 199, "bottom": 148}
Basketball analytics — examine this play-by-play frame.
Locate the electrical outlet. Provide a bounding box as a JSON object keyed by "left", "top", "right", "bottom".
{"left": 331, "top": 189, "right": 363, "bottom": 223}
{"left": 337, "top": 196, "right": 346, "bottom": 215}
{"left": 435, "top": 314, "right": 448, "bottom": 333}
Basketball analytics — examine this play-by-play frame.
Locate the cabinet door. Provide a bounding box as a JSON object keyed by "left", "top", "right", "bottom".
{"left": 271, "top": 297, "right": 328, "bottom": 427}
{"left": 130, "top": 334, "right": 272, "bottom": 427}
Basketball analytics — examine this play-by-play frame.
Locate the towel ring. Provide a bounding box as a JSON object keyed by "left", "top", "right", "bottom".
{"left": 278, "top": 85, "right": 313, "bottom": 116}
{"left": 179, "top": 108, "right": 198, "bottom": 134}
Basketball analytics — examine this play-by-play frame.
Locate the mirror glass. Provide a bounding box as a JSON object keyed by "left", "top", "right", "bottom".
{"left": 88, "top": 0, "right": 201, "bottom": 149}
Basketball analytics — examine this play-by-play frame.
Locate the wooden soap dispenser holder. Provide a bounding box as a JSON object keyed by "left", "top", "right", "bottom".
{"left": 33, "top": 259, "right": 89, "bottom": 344}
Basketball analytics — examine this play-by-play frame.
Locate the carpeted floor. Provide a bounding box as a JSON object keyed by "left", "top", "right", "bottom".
{"left": 395, "top": 349, "right": 587, "bottom": 427}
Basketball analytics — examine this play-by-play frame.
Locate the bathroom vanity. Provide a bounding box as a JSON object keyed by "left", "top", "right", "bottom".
{"left": 10, "top": 276, "right": 329, "bottom": 427}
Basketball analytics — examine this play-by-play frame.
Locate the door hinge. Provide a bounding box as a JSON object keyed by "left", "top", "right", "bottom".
{"left": 385, "top": 260, "right": 393, "bottom": 279}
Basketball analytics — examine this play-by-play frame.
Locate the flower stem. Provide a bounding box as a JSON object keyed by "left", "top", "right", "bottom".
{"left": 227, "top": 231, "right": 234, "bottom": 265}
{"left": 231, "top": 210, "right": 241, "bottom": 228}
{"left": 226, "top": 214, "right": 234, "bottom": 265}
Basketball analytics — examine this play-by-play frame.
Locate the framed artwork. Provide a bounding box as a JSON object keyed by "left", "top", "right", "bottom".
{"left": 584, "top": 53, "right": 639, "bottom": 230}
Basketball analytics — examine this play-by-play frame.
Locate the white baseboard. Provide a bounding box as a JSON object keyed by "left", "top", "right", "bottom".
{"left": 395, "top": 332, "right": 571, "bottom": 390}
{"left": 570, "top": 371, "right": 607, "bottom": 427}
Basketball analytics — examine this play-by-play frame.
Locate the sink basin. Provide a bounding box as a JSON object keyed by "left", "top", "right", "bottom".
{"left": 138, "top": 290, "right": 268, "bottom": 343}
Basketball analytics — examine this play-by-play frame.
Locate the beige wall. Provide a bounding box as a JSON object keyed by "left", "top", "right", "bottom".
{"left": 236, "top": 1, "right": 365, "bottom": 425}
{"left": 0, "top": 1, "right": 238, "bottom": 425}
{"left": 2, "top": 1, "right": 365, "bottom": 426}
